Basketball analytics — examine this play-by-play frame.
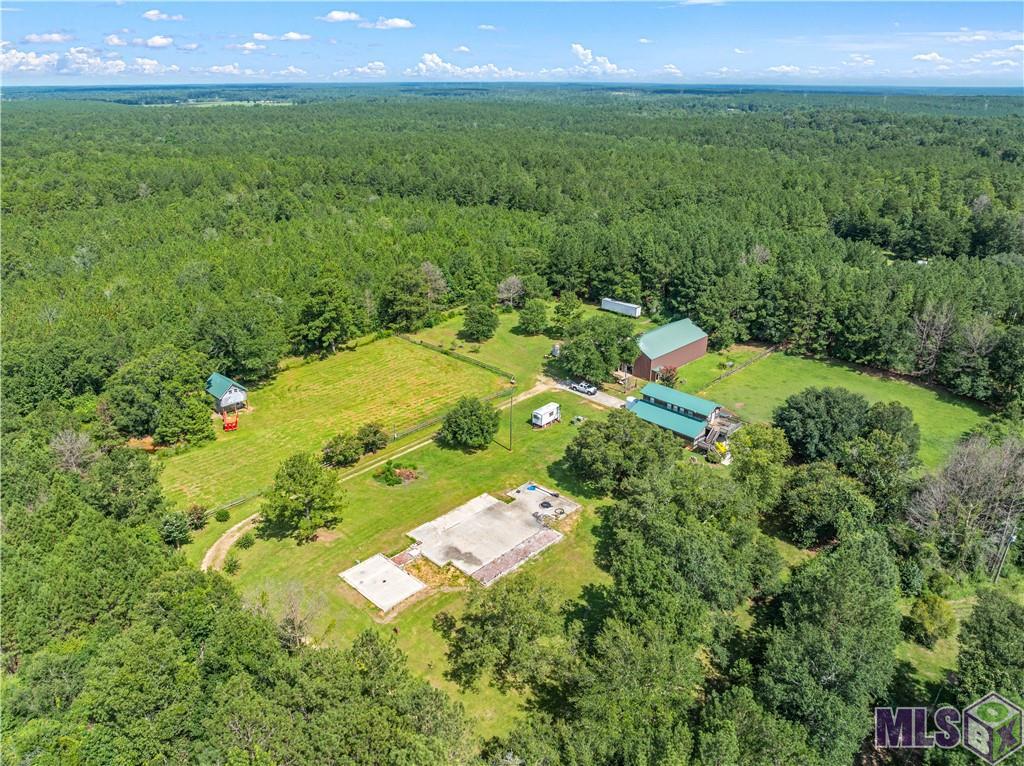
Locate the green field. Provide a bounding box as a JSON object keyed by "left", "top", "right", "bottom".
{"left": 701, "top": 352, "right": 989, "bottom": 468}
{"left": 676, "top": 344, "right": 767, "bottom": 395}
{"left": 415, "top": 303, "right": 654, "bottom": 389}
{"left": 159, "top": 337, "right": 504, "bottom": 509}
{"left": 225, "top": 391, "right": 610, "bottom": 738}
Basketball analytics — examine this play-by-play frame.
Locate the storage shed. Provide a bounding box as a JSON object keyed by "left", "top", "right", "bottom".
{"left": 531, "top": 402, "right": 561, "bottom": 428}
{"left": 205, "top": 372, "right": 247, "bottom": 413}
{"left": 629, "top": 318, "right": 708, "bottom": 381}
{"left": 600, "top": 297, "right": 643, "bottom": 318}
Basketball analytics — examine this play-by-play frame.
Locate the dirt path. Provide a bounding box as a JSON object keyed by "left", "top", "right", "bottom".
{"left": 200, "top": 380, "right": 556, "bottom": 572}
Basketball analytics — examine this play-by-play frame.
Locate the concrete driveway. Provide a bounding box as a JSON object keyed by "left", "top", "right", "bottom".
{"left": 557, "top": 380, "right": 627, "bottom": 410}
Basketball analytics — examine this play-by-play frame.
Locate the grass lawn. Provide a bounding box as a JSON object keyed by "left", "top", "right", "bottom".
{"left": 414, "top": 302, "right": 655, "bottom": 389}
{"left": 892, "top": 574, "right": 1024, "bottom": 707}
{"left": 159, "top": 337, "right": 504, "bottom": 510}
{"left": 224, "top": 391, "right": 610, "bottom": 740}
{"left": 676, "top": 344, "right": 766, "bottom": 395}
{"left": 702, "top": 352, "right": 989, "bottom": 469}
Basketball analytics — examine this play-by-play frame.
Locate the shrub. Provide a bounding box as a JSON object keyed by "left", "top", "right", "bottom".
{"left": 322, "top": 432, "right": 362, "bottom": 467}
{"left": 214, "top": 508, "right": 230, "bottom": 523}
{"left": 460, "top": 302, "right": 499, "bottom": 342}
{"left": 237, "top": 531, "right": 256, "bottom": 549}
{"left": 773, "top": 387, "right": 870, "bottom": 462}
{"left": 184, "top": 503, "right": 208, "bottom": 530}
{"left": 905, "top": 591, "right": 957, "bottom": 648}
{"left": 158, "top": 512, "right": 191, "bottom": 548}
{"left": 374, "top": 460, "right": 418, "bottom": 486}
{"left": 223, "top": 552, "right": 241, "bottom": 575}
{"left": 356, "top": 421, "right": 389, "bottom": 454}
{"left": 517, "top": 298, "right": 548, "bottom": 335}
{"left": 439, "top": 396, "right": 500, "bottom": 450}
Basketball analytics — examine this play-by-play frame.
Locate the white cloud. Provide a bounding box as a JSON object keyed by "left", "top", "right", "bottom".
{"left": 24, "top": 32, "right": 72, "bottom": 43}
{"left": 766, "top": 64, "right": 800, "bottom": 73}
{"left": 339, "top": 60, "right": 389, "bottom": 76}
{"left": 359, "top": 17, "right": 413, "bottom": 30}
{"left": 478, "top": 24, "right": 497, "bottom": 31}
{"left": 142, "top": 9, "right": 184, "bottom": 22}
{"left": 208, "top": 63, "right": 242, "bottom": 75}
{"left": 843, "top": 52, "right": 875, "bottom": 67}
{"left": 132, "top": 56, "right": 178, "bottom": 74}
{"left": 991, "top": 59, "right": 1020, "bottom": 67}
{"left": 975, "top": 44, "right": 1024, "bottom": 59}
{"left": 62, "top": 46, "right": 127, "bottom": 74}
{"left": 941, "top": 29, "right": 1022, "bottom": 44}
{"left": 638, "top": 38, "right": 652, "bottom": 44}
{"left": 143, "top": 34, "right": 173, "bottom": 48}
{"left": 227, "top": 41, "right": 265, "bottom": 53}
{"left": 104, "top": 34, "right": 127, "bottom": 46}
{"left": 662, "top": 63, "right": 683, "bottom": 77}
{"left": 912, "top": 51, "right": 951, "bottom": 63}
{"left": 404, "top": 52, "right": 528, "bottom": 79}
{"left": 178, "top": 42, "right": 199, "bottom": 51}
{"left": 317, "top": 10, "right": 361, "bottom": 23}
{"left": 569, "top": 42, "right": 632, "bottom": 75}
{"left": 705, "top": 65, "right": 739, "bottom": 76}
{"left": 280, "top": 31, "right": 312, "bottom": 41}
{"left": 253, "top": 32, "right": 275, "bottom": 41}
{"left": 1, "top": 45, "right": 59, "bottom": 71}
{"left": 275, "top": 64, "right": 307, "bottom": 76}
{"left": 733, "top": 47, "right": 748, "bottom": 54}
{"left": 453, "top": 45, "right": 470, "bottom": 53}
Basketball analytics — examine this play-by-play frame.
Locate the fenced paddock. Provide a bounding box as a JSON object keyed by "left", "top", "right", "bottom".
{"left": 160, "top": 336, "right": 504, "bottom": 508}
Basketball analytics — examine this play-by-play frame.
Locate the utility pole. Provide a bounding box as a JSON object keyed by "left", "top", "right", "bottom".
{"left": 508, "top": 385, "right": 514, "bottom": 451}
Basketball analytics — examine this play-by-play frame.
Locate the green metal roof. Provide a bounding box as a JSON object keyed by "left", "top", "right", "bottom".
{"left": 205, "top": 372, "right": 246, "bottom": 399}
{"left": 639, "top": 382, "right": 720, "bottom": 418}
{"left": 627, "top": 399, "right": 707, "bottom": 440}
{"left": 637, "top": 318, "right": 707, "bottom": 361}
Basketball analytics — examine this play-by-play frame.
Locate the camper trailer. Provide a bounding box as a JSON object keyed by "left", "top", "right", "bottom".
{"left": 531, "top": 402, "right": 561, "bottom": 428}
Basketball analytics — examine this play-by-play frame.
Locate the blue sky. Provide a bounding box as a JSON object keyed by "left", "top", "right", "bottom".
{"left": 2, "top": 2, "right": 1022, "bottom": 86}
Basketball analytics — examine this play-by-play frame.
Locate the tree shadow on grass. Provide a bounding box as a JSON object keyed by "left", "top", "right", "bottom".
{"left": 256, "top": 515, "right": 294, "bottom": 542}
{"left": 545, "top": 456, "right": 603, "bottom": 502}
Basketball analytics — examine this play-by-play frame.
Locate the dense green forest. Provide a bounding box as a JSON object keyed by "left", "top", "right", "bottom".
{"left": 2, "top": 86, "right": 1023, "bottom": 764}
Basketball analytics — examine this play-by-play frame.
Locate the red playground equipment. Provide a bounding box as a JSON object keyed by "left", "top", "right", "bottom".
{"left": 222, "top": 410, "right": 239, "bottom": 432}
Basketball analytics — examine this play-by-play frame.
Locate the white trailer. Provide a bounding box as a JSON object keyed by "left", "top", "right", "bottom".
{"left": 600, "top": 297, "right": 642, "bottom": 318}
{"left": 531, "top": 402, "right": 561, "bottom": 428}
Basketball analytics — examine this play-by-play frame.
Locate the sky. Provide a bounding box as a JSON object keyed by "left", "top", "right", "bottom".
{"left": 1, "top": 1, "right": 1022, "bottom": 87}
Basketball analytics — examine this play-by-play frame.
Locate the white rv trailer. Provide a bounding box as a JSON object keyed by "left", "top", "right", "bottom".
{"left": 531, "top": 402, "right": 561, "bottom": 428}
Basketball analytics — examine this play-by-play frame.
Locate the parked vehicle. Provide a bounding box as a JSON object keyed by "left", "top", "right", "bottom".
{"left": 570, "top": 381, "right": 598, "bottom": 396}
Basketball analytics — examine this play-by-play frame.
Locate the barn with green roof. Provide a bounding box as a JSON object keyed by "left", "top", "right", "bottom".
{"left": 630, "top": 318, "right": 708, "bottom": 381}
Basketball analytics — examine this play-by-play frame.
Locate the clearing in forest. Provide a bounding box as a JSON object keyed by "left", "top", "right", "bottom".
{"left": 702, "top": 352, "right": 989, "bottom": 468}
{"left": 159, "top": 337, "right": 504, "bottom": 509}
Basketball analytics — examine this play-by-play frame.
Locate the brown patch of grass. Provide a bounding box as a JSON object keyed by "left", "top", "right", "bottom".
{"left": 405, "top": 557, "right": 471, "bottom": 589}
{"left": 314, "top": 528, "right": 343, "bottom": 543}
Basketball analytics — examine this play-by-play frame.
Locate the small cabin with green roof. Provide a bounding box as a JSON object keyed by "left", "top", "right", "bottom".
{"left": 205, "top": 373, "right": 247, "bottom": 413}
{"left": 629, "top": 318, "right": 708, "bottom": 381}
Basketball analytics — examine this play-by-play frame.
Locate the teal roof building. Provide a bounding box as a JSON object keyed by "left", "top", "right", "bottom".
{"left": 626, "top": 382, "right": 721, "bottom": 441}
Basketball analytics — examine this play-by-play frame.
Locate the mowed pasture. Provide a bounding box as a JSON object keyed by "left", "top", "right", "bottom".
{"left": 159, "top": 337, "right": 504, "bottom": 509}
{"left": 226, "top": 391, "right": 610, "bottom": 738}
{"left": 702, "top": 352, "right": 989, "bottom": 468}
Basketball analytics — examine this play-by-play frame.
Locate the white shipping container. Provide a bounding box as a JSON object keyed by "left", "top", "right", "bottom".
{"left": 600, "top": 297, "right": 642, "bottom": 318}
